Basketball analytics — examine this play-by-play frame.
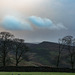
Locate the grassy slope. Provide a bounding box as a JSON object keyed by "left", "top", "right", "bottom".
{"left": 0, "top": 72, "right": 75, "bottom": 75}
{"left": 7, "top": 41, "right": 75, "bottom": 67}
{"left": 26, "top": 42, "right": 66, "bottom": 67}
{"left": 25, "top": 41, "right": 75, "bottom": 68}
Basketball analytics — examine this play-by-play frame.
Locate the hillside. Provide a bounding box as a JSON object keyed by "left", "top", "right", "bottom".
{"left": 24, "top": 41, "right": 74, "bottom": 68}
{"left": 4, "top": 41, "right": 75, "bottom": 68}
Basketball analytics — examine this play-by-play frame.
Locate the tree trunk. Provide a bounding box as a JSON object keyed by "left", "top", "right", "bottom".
{"left": 3, "top": 41, "right": 6, "bottom": 66}
{"left": 16, "top": 61, "right": 18, "bottom": 66}
{"left": 68, "top": 46, "right": 74, "bottom": 69}
{"left": 57, "top": 43, "right": 61, "bottom": 68}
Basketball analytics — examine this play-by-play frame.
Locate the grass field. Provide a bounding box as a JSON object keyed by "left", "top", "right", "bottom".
{"left": 0, "top": 72, "right": 75, "bottom": 75}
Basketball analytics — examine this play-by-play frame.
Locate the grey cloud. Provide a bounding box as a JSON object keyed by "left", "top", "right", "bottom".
{"left": 0, "top": 0, "right": 75, "bottom": 43}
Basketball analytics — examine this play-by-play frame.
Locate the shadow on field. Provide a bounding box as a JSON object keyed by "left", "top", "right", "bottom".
{"left": 0, "top": 66, "right": 75, "bottom": 72}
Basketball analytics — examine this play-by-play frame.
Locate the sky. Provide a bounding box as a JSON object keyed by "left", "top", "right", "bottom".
{"left": 0, "top": 0, "right": 75, "bottom": 43}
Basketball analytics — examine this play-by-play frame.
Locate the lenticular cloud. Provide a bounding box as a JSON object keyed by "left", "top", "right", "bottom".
{"left": 29, "top": 16, "right": 67, "bottom": 30}
{"left": 2, "top": 16, "right": 32, "bottom": 30}
{"left": 1, "top": 15, "right": 67, "bottom": 31}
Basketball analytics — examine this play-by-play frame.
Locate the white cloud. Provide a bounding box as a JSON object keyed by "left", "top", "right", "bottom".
{"left": 1, "top": 16, "right": 32, "bottom": 30}
{"left": 0, "top": 15, "right": 67, "bottom": 31}
{"left": 29, "top": 16, "right": 67, "bottom": 30}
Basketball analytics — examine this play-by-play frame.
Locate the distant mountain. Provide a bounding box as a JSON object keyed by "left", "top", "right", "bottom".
{"left": 6, "top": 41, "right": 75, "bottom": 68}
{"left": 24, "top": 41, "right": 74, "bottom": 68}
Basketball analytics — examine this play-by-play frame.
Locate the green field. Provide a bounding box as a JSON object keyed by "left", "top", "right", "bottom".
{"left": 0, "top": 72, "right": 75, "bottom": 75}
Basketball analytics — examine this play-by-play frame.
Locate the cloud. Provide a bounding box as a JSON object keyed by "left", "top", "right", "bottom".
{"left": 29, "top": 16, "right": 67, "bottom": 30}
{"left": 1, "top": 15, "right": 67, "bottom": 31}
{"left": 29, "top": 16, "right": 53, "bottom": 27}
{"left": 1, "top": 16, "right": 32, "bottom": 30}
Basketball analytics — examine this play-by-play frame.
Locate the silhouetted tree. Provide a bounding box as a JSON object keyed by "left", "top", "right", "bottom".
{"left": 57, "top": 38, "right": 65, "bottom": 68}
{"left": 71, "top": 38, "right": 75, "bottom": 68}
{"left": 0, "top": 32, "right": 14, "bottom": 66}
{"left": 13, "top": 38, "right": 28, "bottom": 66}
{"left": 57, "top": 39, "right": 62, "bottom": 68}
{"left": 61, "top": 36, "right": 75, "bottom": 69}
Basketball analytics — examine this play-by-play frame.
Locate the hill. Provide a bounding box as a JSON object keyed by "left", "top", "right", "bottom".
{"left": 24, "top": 41, "right": 74, "bottom": 68}
{"left": 4, "top": 41, "right": 75, "bottom": 68}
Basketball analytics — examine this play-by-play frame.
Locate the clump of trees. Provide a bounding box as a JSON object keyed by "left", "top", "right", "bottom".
{"left": 0, "top": 31, "right": 29, "bottom": 66}
{"left": 57, "top": 35, "right": 75, "bottom": 69}
{"left": 0, "top": 31, "right": 75, "bottom": 69}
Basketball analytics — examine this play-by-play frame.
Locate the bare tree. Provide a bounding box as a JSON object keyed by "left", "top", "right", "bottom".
{"left": 72, "top": 38, "right": 75, "bottom": 68}
{"left": 57, "top": 39, "right": 62, "bottom": 68}
{"left": 57, "top": 38, "right": 65, "bottom": 68}
{"left": 13, "top": 38, "right": 28, "bottom": 66}
{"left": 0, "top": 32, "right": 14, "bottom": 66}
{"left": 61, "top": 36, "right": 74, "bottom": 69}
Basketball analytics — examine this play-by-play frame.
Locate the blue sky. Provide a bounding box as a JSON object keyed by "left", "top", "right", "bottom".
{"left": 0, "top": 0, "right": 75, "bottom": 42}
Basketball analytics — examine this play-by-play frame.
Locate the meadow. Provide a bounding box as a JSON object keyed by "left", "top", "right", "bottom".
{"left": 0, "top": 72, "right": 75, "bottom": 75}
